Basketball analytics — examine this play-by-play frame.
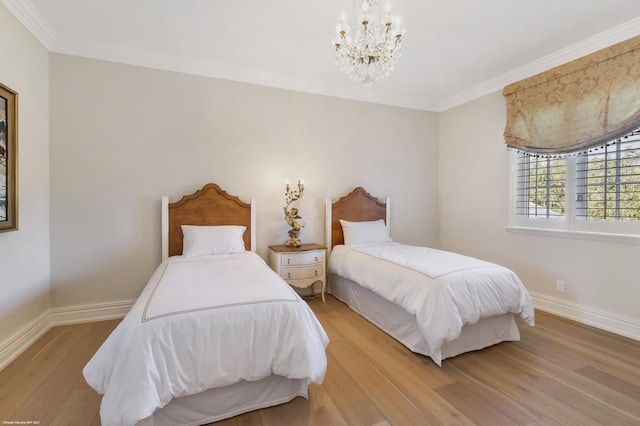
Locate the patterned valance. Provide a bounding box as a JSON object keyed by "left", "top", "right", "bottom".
{"left": 503, "top": 35, "right": 640, "bottom": 155}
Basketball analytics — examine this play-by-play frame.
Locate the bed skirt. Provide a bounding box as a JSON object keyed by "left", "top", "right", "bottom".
{"left": 137, "top": 375, "right": 309, "bottom": 426}
{"left": 328, "top": 273, "right": 520, "bottom": 364}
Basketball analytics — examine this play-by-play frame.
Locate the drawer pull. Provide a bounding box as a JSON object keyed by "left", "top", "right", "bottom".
{"left": 315, "top": 269, "right": 318, "bottom": 276}
{"left": 287, "top": 258, "right": 290, "bottom": 265}
{"left": 314, "top": 256, "right": 319, "bottom": 261}
{"left": 287, "top": 272, "right": 291, "bottom": 279}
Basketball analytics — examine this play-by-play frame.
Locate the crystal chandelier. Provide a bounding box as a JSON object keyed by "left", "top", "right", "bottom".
{"left": 332, "top": 0, "right": 406, "bottom": 87}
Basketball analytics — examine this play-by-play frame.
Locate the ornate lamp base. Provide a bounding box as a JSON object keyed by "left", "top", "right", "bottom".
{"left": 283, "top": 180, "right": 305, "bottom": 248}
{"left": 286, "top": 228, "right": 301, "bottom": 247}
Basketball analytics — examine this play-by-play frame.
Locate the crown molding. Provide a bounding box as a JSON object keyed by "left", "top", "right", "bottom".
{"left": 0, "top": 0, "right": 55, "bottom": 49}
{"left": 4, "top": 0, "right": 640, "bottom": 112}
{"left": 438, "top": 16, "right": 640, "bottom": 112}
{"left": 51, "top": 37, "right": 439, "bottom": 111}
{"left": 48, "top": 13, "right": 640, "bottom": 112}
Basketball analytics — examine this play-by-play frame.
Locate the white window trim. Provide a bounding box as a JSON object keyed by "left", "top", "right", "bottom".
{"left": 507, "top": 151, "right": 640, "bottom": 244}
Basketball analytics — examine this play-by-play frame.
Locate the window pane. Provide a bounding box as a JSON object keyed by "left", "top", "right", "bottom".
{"left": 576, "top": 129, "right": 640, "bottom": 222}
{"left": 516, "top": 154, "right": 566, "bottom": 218}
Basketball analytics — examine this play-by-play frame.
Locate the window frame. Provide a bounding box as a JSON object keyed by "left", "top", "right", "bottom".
{"left": 574, "top": 137, "right": 640, "bottom": 224}
{"left": 508, "top": 149, "right": 640, "bottom": 242}
{"left": 514, "top": 154, "right": 567, "bottom": 220}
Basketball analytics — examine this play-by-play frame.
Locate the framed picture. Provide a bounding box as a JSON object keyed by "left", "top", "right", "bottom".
{"left": 0, "top": 82, "right": 18, "bottom": 232}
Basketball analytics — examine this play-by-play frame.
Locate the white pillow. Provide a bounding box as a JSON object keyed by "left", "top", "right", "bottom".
{"left": 181, "top": 225, "right": 246, "bottom": 257}
{"left": 340, "top": 219, "right": 392, "bottom": 246}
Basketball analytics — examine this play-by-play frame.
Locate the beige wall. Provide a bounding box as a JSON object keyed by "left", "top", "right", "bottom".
{"left": 49, "top": 54, "right": 439, "bottom": 307}
{"left": 0, "top": 5, "right": 51, "bottom": 345}
{"left": 4, "top": 4, "right": 636, "bottom": 357}
{"left": 438, "top": 91, "right": 640, "bottom": 335}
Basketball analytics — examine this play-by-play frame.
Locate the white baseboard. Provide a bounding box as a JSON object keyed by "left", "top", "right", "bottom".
{"left": 2, "top": 295, "right": 639, "bottom": 371}
{"left": 530, "top": 291, "right": 640, "bottom": 341}
{"left": 0, "top": 312, "right": 52, "bottom": 371}
{"left": 0, "top": 300, "right": 134, "bottom": 371}
{"left": 48, "top": 300, "right": 134, "bottom": 326}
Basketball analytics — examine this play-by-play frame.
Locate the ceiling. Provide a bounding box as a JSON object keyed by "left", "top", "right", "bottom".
{"left": 5, "top": 0, "right": 640, "bottom": 111}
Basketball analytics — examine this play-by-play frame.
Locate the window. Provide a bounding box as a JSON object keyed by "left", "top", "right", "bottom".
{"left": 575, "top": 132, "right": 640, "bottom": 222}
{"left": 511, "top": 128, "right": 640, "bottom": 237}
{"left": 515, "top": 155, "right": 566, "bottom": 219}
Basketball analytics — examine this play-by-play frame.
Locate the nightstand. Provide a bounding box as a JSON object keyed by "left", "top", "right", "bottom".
{"left": 268, "top": 243, "right": 327, "bottom": 302}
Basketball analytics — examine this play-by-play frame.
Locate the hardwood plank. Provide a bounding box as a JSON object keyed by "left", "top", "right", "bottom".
{"left": 304, "top": 384, "right": 350, "bottom": 426}
{"left": 0, "top": 322, "right": 94, "bottom": 418}
{"left": 0, "top": 326, "right": 64, "bottom": 390}
{"left": 258, "top": 385, "right": 347, "bottom": 426}
{"left": 90, "top": 412, "right": 102, "bottom": 426}
{"left": 49, "top": 378, "right": 103, "bottom": 426}
{"left": 526, "top": 312, "right": 640, "bottom": 371}
{"left": 435, "top": 382, "right": 518, "bottom": 425}
{"left": 312, "top": 298, "right": 474, "bottom": 425}
{"left": 9, "top": 320, "right": 119, "bottom": 424}
{"left": 1, "top": 295, "right": 639, "bottom": 425}
{"left": 320, "top": 351, "right": 388, "bottom": 425}
{"left": 576, "top": 365, "right": 640, "bottom": 403}
{"left": 517, "top": 317, "right": 640, "bottom": 387}
{"left": 493, "top": 345, "right": 640, "bottom": 422}
{"left": 491, "top": 344, "right": 640, "bottom": 425}
{"left": 448, "top": 346, "right": 603, "bottom": 426}
{"left": 442, "top": 361, "right": 539, "bottom": 425}
{"left": 310, "top": 296, "right": 455, "bottom": 389}
{"left": 48, "top": 321, "right": 119, "bottom": 426}
{"left": 326, "top": 337, "right": 427, "bottom": 425}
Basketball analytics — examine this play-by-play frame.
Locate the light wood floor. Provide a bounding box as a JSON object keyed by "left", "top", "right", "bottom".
{"left": 1, "top": 295, "right": 639, "bottom": 425}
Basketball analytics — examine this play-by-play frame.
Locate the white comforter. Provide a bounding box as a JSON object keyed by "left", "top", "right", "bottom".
{"left": 84, "top": 252, "right": 329, "bottom": 426}
{"left": 329, "top": 243, "right": 534, "bottom": 363}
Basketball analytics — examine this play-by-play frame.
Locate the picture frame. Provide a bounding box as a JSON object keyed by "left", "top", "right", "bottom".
{"left": 0, "top": 82, "right": 18, "bottom": 232}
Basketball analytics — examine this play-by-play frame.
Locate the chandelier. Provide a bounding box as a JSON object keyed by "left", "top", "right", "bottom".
{"left": 332, "top": 0, "right": 406, "bottom": 87}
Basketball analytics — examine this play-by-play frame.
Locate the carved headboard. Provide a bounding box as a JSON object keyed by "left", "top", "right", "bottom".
{"left": 325, "top": 187, "right": 390, "bottom": 251}
{"left": 161, "top": 183, "right": 256, "bottom": 261}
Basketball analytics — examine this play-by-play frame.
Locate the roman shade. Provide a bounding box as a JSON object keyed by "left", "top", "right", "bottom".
{"left": 503, "top": 35, "right": 640, "bottom": 155}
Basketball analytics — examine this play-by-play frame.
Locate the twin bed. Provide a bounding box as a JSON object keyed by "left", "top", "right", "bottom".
{"left": 325, "top": 187, "right": 535, "bottom": 366}
{"left": 83, "top": 184, "right": 329, "bottom": 426}
{"left": 84, "top": 183, "right": 534, "bottom": 425}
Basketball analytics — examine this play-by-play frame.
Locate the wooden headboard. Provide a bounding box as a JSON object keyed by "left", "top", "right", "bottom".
{"left": 325, "top": 187, "right": 390, "bottom": 251}
{"left": 161, "top": 183, "right": 256, "bottom": 261}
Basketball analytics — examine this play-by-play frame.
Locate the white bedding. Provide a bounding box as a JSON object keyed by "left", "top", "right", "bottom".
{"left": 329, "top": 243, "right": 534, "bottom": 365}
{"left": 84, "top": 252, "right": 329, "bottom": 426}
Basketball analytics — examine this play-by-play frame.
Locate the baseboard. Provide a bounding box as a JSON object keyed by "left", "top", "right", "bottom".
{"left": 48, "top": 300, "right": 134, "bottom": 326}
{"left": 3, "top": 295, "right": 639, "bottom": 371}
{"left": 531, "top": 291, "right": 640, "bottom": 341}
{"left": 0, "top": 300, "right": 134, "bottom": 371}
{"left": 0, "top": 311, "right": 52, "bottom": 371}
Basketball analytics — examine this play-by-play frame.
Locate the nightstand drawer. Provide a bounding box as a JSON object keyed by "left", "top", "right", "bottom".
{"left": 282, "top": 264, "right": 324, "bottom": 280}
{"left": 280, "top": 251, "right": 324, "bottom": 266}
